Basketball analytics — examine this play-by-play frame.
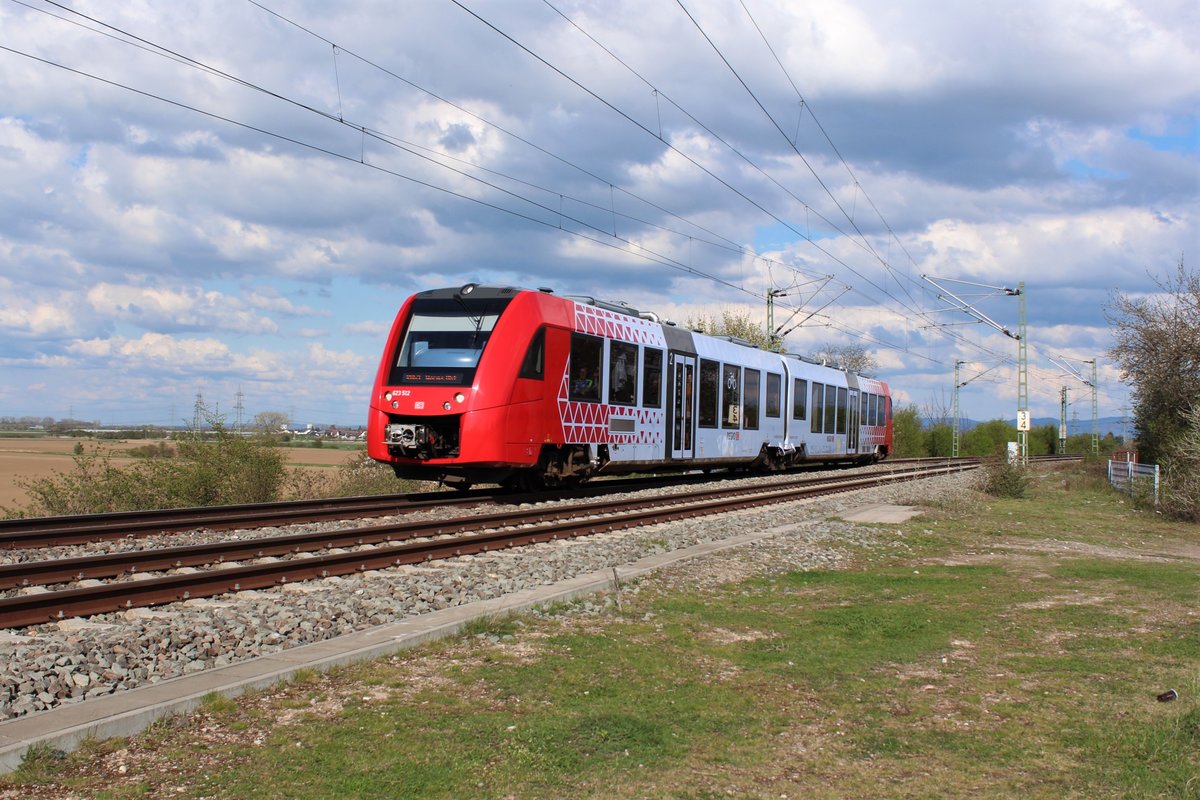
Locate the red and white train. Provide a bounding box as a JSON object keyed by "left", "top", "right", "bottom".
{"left": 366, "top": 285, "right": 892, "bottom": 489}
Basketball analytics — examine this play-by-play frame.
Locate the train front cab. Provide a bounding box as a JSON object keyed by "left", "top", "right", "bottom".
{"left": 366, "top": 286, "right": 563, "bottom": 485}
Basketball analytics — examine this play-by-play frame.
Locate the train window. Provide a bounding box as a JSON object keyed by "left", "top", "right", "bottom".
{"left": 835, "top": 387, "right": 848, "bottom": 434}
{"left": 394, "top": 305, "right": 504, "bottom": 371}
{"left": 810, "top": 382, "right": 824, "bottom": 433}
{"left": 868, "top": 394, "right": 878, "bottom": 427}
{"left": 860, "top": 393, "right": 869, "bottom": 426}
{"left": 518, "top": 327, "right": 545, "bottom": 380}
{"left": 824, "top": 385, "right": 837, "bottom": 434}
{"left": 744, "top": 369, "right": 760, "bottom": 430}
{"left": 569, "top": 333, "right": 603, "bottom": 402}
{"left": 721, "top": 364, "right": 742, "bottom": 428}
{"left": 642, "top": 348, "right": 663, "bottom": 408}
{"left": 765, "top": 373, "right": 781, "bottom": 418}
{"left": 698, "top": 359, "right": 720, "bottom": 428}
{"left": 608, "top": 341, "right": 638, "bottom": 406}
{"left": 793, "top": 378, "right": 808, "bottom": 420}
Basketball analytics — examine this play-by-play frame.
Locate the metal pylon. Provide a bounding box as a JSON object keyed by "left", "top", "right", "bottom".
{"left": 1090, "top": 359, "right": 1099, "bottom": 456}
{"left": 1017, "top": 282, "right": 1028, "bottom": 464}
{"left": 953, "top": 361, "right": 962, "bottom": 457}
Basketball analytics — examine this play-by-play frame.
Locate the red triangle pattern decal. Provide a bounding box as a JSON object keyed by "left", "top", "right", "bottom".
{"left": 553, "top": 302, "right": 668, "bottom": 445}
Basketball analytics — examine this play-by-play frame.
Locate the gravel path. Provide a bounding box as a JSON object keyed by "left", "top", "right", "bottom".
{"left": 0, "top": 470, "right": 978, "bottom": 720}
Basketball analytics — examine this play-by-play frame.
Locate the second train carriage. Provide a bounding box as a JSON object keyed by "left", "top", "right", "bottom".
{"left": 366, "top": 285, "right": 892, "bottom": 488}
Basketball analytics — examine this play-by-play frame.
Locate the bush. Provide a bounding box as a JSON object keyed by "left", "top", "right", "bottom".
{"left": 8, "top": 422, "right": 286, "bottom": 515}
{"left": 977, "top": 456, "right": 1029, "bottom": 498}
{"left": 1159, "top": 405, "right": 1200, "bottom": 522}
{"left": 282, "top": 453, "right": 429, "bottom": 500}
{"left": 128, "top": 442, "right": 176, "bottom": 459}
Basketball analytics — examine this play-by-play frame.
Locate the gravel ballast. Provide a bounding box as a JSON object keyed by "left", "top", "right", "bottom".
{"left": 0, "top": 470, "right": 977, "bottom": 721}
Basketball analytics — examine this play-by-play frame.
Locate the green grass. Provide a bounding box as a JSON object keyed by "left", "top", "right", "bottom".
{"left": 4, "top": 463, "right": 1197, "bottom": 798}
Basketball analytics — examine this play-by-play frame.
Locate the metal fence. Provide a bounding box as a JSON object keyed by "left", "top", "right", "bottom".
{"left": 1107, "top": 459, "right": 1160, "bottom": 505}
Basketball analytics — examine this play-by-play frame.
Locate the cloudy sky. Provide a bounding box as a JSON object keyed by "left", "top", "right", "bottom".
{"left": 1, "top": 0, "right": 1196, "bottom": 429}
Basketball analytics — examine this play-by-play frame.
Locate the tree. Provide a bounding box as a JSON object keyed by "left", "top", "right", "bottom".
{"left": 1106, "top": 258, "right": 1199, "bottom": 463}
{"left": 891, "top": 404, "right": 925, "bottom": 457}
{"left": 253, "top": 410, "right": 291, "bottom": 435}
{"left": 808, "top": 342, "right": 880, "bottom": 375}
{"left": 1029, "top": 423, "right": 1058, "bottom": 456}
{"left": 685, "top": 308, "right": 777, "bottom": 351}
{"left": 1160, "top": 405, "right": 1200, "bottom": 522}
{"left": 925, "top": 422, "right": 953, "bottom": 457}
{"left": 961, "top": 419, "right": 1017, "bottom": 457}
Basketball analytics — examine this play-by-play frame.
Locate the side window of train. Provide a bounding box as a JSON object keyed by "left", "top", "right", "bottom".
{"left": 608, "top": 341, "right": 638, "bottom": 406}
{"left": 836, "top": 387, "right": 848, "bottom": 434}
{"left": 518, "top": 327, "right": 545, "bottom": 380}
{"left": 810, "top": 382, "right": 824, "bottom": 433}
{"left": 793, "top": 378, "right": 807, "bottom": 420}
{"left": 765, "top": 372, "right": 781, "bottom": 418}
{"left": 824, "top": 384, "right": 837, "bottom": 434}
{"left": 642, "top": 348, "right": 663, "bottom": 408}
{"left": 698, "top": 359, "right": 720, "bottom": 428}
{"left": 722, "top": 364, "right": 741, "bottom": 428}
{"left": 569, "top": 333, "right": 603, "bottom": 401}
{"left": 868, "top": 394, "right": 878, "bottom": 427}
{"left": 744, "top": 369, "right": 761, "bottom": 430}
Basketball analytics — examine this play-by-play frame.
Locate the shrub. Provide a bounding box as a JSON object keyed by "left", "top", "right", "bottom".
{"left": 1159, "top": 405, "right": 1200, "bottom": 522}
{"left": 128, "top": 442, "right": 176, "bottom": 459}
{"left": 9, "top": 422, "right": 287, "bottom": 515}
{"left": 283, "top": 453, "right": 431, "bottom": 500}
{"left": 977, "top": 456, "right": 1028, "bottom": 498}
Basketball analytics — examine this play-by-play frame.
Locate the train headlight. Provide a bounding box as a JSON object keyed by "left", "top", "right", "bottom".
{"left": 442, "top": 401, "right": 452, "bottom": 411}
{"left": 384, "top": 392, "right": 392, "bottom": 402}
{"left": 454, "top": 392, "right": 466, "bottom": 404}
{"left": 391, "top": 401, "right": 399, "bottom": 409}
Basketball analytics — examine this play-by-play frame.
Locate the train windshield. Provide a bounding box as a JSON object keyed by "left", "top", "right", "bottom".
{"left": 388, "top": 295, "right": 511, "bottom": 385}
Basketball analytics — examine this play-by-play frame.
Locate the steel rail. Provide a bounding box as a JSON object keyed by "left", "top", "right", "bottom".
{"left": 0, "top": 471, "right": 781, "bottom": 550}
{"left": 0, "top": 463, "right": 955, "bottom": 590}
{"left": 0, "top": 456, "right": 1073, "bottom": 551}
{"left": 0, "top": 463, "right": 975, "bottom": 627}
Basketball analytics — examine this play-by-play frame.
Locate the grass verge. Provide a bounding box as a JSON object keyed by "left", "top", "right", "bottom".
{"left": 3, "top": 463, "right": 1196, "bottom": 799}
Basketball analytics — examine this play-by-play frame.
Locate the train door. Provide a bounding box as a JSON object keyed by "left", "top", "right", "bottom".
{"left": 669, "top": 352, "right": 695, "bottom": 459}
{"left": 848, "top": 389, "right": 860, "bottom": 453}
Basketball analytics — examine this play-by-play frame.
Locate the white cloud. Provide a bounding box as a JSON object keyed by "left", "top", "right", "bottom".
{"left": 0, "top": 0, "right": 1194, "bottom": 423}
{"left": 86, "top": 284, "right": 279, "bottom": 334}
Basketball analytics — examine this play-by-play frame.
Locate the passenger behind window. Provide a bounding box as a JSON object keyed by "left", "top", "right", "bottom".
{"left": 572, "top": 366, "right": 597, "bottom": 399}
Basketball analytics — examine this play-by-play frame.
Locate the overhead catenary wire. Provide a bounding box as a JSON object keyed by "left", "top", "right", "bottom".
{"left": 456, "top": 0, "right": 1023, "bottom": 375}
{"left": 446, "top": 1, "right": 936, "bottom": 328}
{"left": 6, "top": 0, "right": 1029, "bottom": 377}
{"left": 0, "top": 42, "right": 773, "bottom": 304}
{"left": 18, "top": 0, "right": 831, "bottom": 302}
{"left": 533, "top": 0, "right": 953, "bottom": 340}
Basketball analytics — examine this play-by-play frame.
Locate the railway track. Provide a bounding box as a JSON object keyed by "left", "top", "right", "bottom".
{"left": 1, "top": 461, "right": 976, "bottom": 627}
{"left": 0, "top": 471, "right": 809, "bottom": 550}
{"left": 0, "top": 458, "right": 980, "bottom": 550}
